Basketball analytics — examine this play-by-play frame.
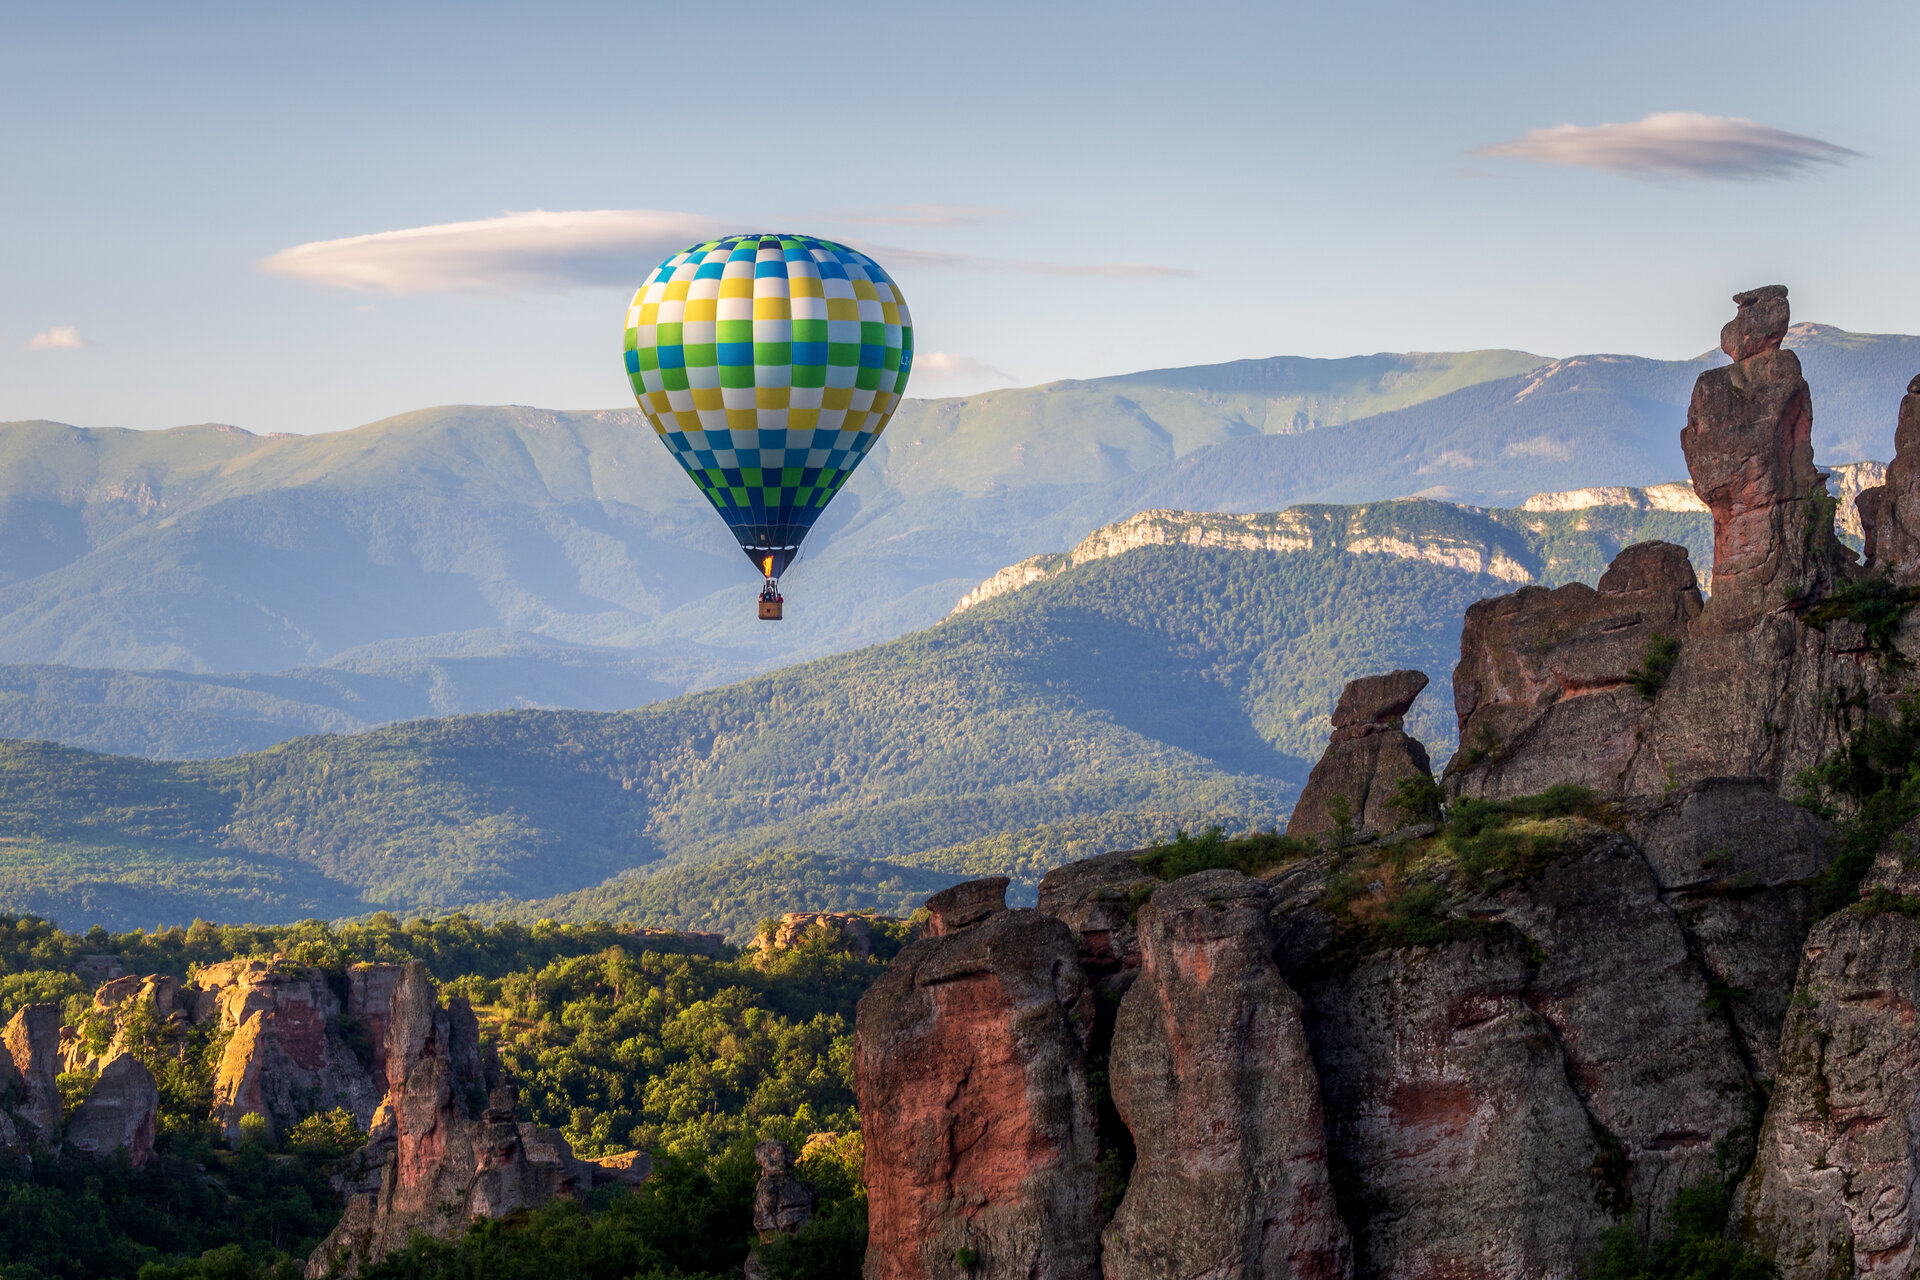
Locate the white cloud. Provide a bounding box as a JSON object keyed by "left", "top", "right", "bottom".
{"left": 25, "top": 325, "right": 92, "bottom": 350}
{"left": 912, "top": 351, "right": 1018, "bottom": 387}
{"left": 1475, "top": 111, "right": 1858, "bottom": 180}
{"left": 257, "top": 209, "right": 724, "bottom": 294}
{"left": 872, "top": 243, "right": 1192, "bottom": 279}
{"left": 258, "top": 210, "right": 1193, "bottom": 296}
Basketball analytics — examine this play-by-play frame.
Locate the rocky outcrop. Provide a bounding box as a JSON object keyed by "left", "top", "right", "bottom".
{"left": 1289, "top": 670, "right": 1433, "bottom": 840}
{"left": 5, "top": 1004, "right": 62, "bottom": 1146}
{"left": 857, "top": 878, "right": 1101, "bottom": 1280}
{"left": 1858, "top": 376, "right": 1920, "bottom": 577}
{"left": 863, "top": 285, "right": 1920, "bottom": 1280}
{"left": 756, "top": 912, "right": 888, "bottom": 959}
{"left": 1446, "top": 540, "right": 1703, "bottom": 798}
{"left": 64, "top": 1053, "right": 159, "bottom": 1167}
{"left": 1683, "top": 286, "right": 1852, "bottom": 631}
{"left": 744, "top": 1139, "right": 818, "bottom": 1279}
{"left": 204, "top": 959, "right": 387, "bottom": 1141}
{"left": 1520, "top": 482, "right": 1708, "bottom": 514}
{"left": 1102, "top": 870, "right": 1351, "bottom": 1280}
{"left": 1738, "top": 836, "right": 1920, "bottom": 1278}
{"left": 306, "top": 962, "right": 598, "bottom": 1278}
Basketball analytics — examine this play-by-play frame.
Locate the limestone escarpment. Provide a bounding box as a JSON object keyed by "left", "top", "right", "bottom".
{"left": 859, "top": 286, "right": 1920, "bottom": 1279}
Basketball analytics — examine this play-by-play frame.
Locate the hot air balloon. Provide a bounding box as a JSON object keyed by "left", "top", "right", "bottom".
{"left": 622, "top": 233, "right": 913, "bottom": 620}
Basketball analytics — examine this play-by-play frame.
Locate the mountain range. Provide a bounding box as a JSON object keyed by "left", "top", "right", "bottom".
{"left": 0, "top": 323, "right": 1910, "bottom": 709}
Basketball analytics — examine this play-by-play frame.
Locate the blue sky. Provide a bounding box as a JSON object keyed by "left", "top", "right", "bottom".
{"left": 4, "top": 0, "right": 1916, "bottom": 434}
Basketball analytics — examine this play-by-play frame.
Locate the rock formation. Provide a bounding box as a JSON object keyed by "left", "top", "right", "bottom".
{"left": 744, "top": 1139, "right": 818, "bottom": 1279}
{"left": 1739, "top": 836, "right": 1920, "bottom": 1278}
{"left": 1035, "top": 850, "right": 1158, "bottom": 997}
{"left": 5, "top": 1003, "right": 62, "bottom": 1146}
{"left": 859, "top": 287, "right": 1920, "bottom": 1280}
{"left": 306, "top": 962, "right": 604, "bottom": 1278}
{"left": 64, "top": 1053, "right": 159, "bottom": 1166}
{"left": 1447, "top": 540, "right": 1702, "bottom": 799}
{"left": 1102, "top": 870, "right": 1351, "bottom": 1280}
{"left": 1288, "top": 670, "right": 1433, "bottom": 840}
{"left": 1683, "top": 286, "right": 1850, "bottom": 629}
{"left": 756, "top": 912, "right": 888, "bottom": 959}
{"left": 857, "top": 878, "right": 1102, "bottom": 1280}
{"left": 1857, "top": 375, "right": 1920, "bottom": 578}
{"left": 202, "top": 959, "right": 388, "bottom": 1141}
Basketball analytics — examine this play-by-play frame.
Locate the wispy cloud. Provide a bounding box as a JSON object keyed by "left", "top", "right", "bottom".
{"left": 824, "top": 204, "right": 1008, "bottom": 227}
{"left": 25, "top": 325, "right": 92, "bottom": 350}
{"left": 1475, "top": 111, "right": 1859, "bottom": 180}
{"left": 913, "top": 352, "right": 1018, "bottom": 385}
{"left": 258, "top": 209, "right": 724, "bottom": 294}
{"left": 873, "top": 244, "right": 1192, "bottom": 279}
{"left": 259, "top": 209, "right": 1192, "bottom": 295}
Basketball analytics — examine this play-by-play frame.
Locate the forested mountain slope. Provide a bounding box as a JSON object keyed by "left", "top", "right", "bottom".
{"left": 0, "top": 492, "right": 1717, "bottom": 932}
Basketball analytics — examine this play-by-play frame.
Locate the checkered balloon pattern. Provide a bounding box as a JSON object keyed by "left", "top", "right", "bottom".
{"left": 623, "top": 233, "right": 913, "bottom": 576}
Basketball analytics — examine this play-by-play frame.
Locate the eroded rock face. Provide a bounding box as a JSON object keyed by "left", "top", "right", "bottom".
{"left": 306, "top": 963, "right": 595, "bottom": 1279}
{"left": 1740, "top": 896, "right": 1920, "bottom": 1278}
{"left": 1684, "top": 286, "right": 1851, "bottom": 632}
{"left": 857, "top": 898, "right": 1100, "bottom": 1280}
{"left": 1102, "top": 870, "right": 1351, "bottom": 1280}
{"left": 5, "top": 1004, "right": 62, "bottom": 1145}
{"left": 65, "top": 1053, "right": 159, "bottom": 1167}
{"left": 1446, "top": 541, "right": 1703, "bottom": 799}
{"left": 1864, "top": 375, "right": 1920, "bottom": 579}
{"left": 1623, "top": 778, "right": 1834, "bottom": 1078}
{"left": 205, "top": 960, "right": 385, "bottom": 1140}
{"left": 1303, "top": 932, "right": 1608, "bottom": 1279}
{"left": 1290, "top": 670, "right": 1433, "bottom": 840}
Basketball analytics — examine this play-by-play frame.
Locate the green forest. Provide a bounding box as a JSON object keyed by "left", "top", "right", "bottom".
{"left": 0, "top": 910, "right": 899, "bottom": 1280}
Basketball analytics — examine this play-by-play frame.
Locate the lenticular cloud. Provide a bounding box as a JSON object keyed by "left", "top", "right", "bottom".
{"left": 258, "top": 210, "right": 725, "bottom": 295}
{"left": 1476, "top": 112, "right": 1858, "bottom": 180}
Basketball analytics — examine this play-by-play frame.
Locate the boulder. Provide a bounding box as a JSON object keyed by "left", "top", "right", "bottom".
{"left": 1682, "top": 286, "right": 1851, "bottom": 632}
{"left": 1862, "top": 375, "right": 1920, "bottom": 578}
{"left": 1035, "top": 850, "right": 1158, "bottom": 994}
{"left": 64, "top": 1053, "right": 159, "bottom": 1166}
{"left": 1446, "top": 541, "right": 1703, "bottom": 798}
{"left": 1289, "top": 670, "right": 1434, "bottom": 840}
{"left": 924, "top": 876, "right": 1012, "bottom": 936}
{"left": 744, "top": 1139, "right": 819, "bottom": 1279}
{"left": 857, "top": 903, "right": 1100, "bottom": 1280}
{"left": 4, "top": 1004, "right": 62, "bottom": 1145}
{"left": 1102, "top": 870, "right": 1351, "bottom": 1280}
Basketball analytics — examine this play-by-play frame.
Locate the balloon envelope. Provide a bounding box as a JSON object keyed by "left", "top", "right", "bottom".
{"left": 622, "top": 233, "right": 913, "bottom": 577}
